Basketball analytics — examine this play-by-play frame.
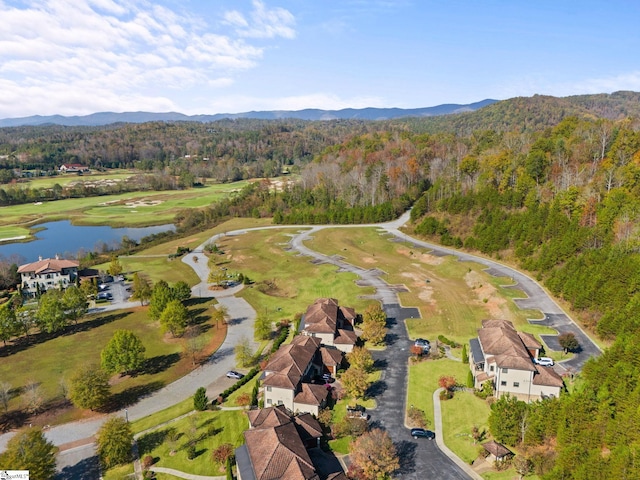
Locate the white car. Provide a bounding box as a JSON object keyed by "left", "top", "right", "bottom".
{"left": 535, "top": 357, "right": 554, "bottom": 367}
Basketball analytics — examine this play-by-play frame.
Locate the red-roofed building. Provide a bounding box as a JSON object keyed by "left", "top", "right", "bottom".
{"left": 18, "top": 256, "right": 79, "bottom": 295}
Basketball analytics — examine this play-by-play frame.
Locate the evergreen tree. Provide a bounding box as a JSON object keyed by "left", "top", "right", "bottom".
{"left": 193, "top": 387, "right": 208, "bottom": 411}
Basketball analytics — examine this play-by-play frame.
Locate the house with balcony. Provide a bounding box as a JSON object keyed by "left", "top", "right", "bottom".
{"left": 300, "top": 298, "right": 358, "bottom": 353}
{"left": 18, "top": 256, "right": 79, "bottom": 295}
{"left": 469, "top": 319, "right": 564, "bottom": 401}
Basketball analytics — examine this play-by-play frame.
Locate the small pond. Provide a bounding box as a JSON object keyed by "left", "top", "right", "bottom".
{"left": 0, "top": 220, "right": 175, "bottom": 263}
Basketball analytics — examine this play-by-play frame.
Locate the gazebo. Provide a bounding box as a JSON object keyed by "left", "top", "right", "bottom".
{"left": 482, "top": 440, "right": 514, "bottom": 463}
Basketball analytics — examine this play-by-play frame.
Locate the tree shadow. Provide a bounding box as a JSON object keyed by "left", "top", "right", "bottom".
{"left": 0, "top": 409, "right": 29, "bottom": 433}
{"left": 366, "top": 379, "right": 387, "bottom": 398}
{"left": 107, "top": 381, "right": 165, "bottom": 411}
{"left": 383, "top": 332, "right": 398, "bottom": 346}
{"left": 373, "top": 358, "right": 388, "bottom": 370}
{"left": 185, "top": 297, "right": 212, "bottom": 307}
{"left": 55, "top": 454, "right": 101, "bottom": 480}
{"left": 394, "top": 440, "right": 417, "bottom": 475}
{"left": 142, "top": 353, "right": 180, "bottom": 375}
{"left": 0, "top": 312, "right": 129, "bottom": 358}
{"left": 138, "top": 428, "right": 172, "bottom": 455}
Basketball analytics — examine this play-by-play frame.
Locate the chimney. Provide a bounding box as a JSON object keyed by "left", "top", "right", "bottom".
{"left": 55, "top": 254, "right": 59, "bottom": 260}
{"left": 38, "top": 255, "right": 42, "bottom": 261}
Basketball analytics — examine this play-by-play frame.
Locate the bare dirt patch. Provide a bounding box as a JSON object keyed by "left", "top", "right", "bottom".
{"left": 401, "top": 271, "right": 435, "bottom": 304}
{"left": 362, "top": 257, "right": 377, "bottom": 264}
{"left": 125, "top": 200, "right": 163, "bottom": 208}
{"left": 397, "top": 247, "right": 444, "bottom": 266}
{"left": 464, "top": 270, "right": 509, "bottom": 319}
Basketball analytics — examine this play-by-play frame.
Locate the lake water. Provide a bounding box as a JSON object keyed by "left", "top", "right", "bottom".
{"left": 0, "top": 220, "right": 175, "bottom": 263}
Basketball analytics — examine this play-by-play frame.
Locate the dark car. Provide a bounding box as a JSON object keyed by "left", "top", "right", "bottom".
{"left": 411, "top": 428, "right": 435, "bottom": 440}
{"left": 322, "top": 373, "right": 335, "bottom": 383}
{"left": 347, "top": 405, "right": 367, "bottom": 418}
{"left": 226, "top": 371, "right": 244, "bottom": 379}
{"left": 415, "top": 338, "right": 430, "bottom": 348}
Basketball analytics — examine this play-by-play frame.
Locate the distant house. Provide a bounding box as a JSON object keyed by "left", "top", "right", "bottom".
{"left": 300, "top": 298, "right": 358, "bottom": 353}
{"left": 18, "top": 256, "right": 79, "bottom": 295}
{"left": 236, "top": 405, "right": 346, "bottom": 480}
{"left": 469, "top": 319, "right": 564, "bottom": 401}
{"left": 59, "top": 163, "right": 90, "bottom": 173}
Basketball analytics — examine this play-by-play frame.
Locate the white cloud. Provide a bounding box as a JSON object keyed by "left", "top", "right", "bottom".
{"left": 0, "top": 0, "right": 297, "bottom": 117}
{"left": 225, "top": 0, "right": 295, "bottom": 39}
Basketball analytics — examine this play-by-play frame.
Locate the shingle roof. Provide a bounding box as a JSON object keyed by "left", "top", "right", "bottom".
{"left": 247, "top": 405, "right": 291, "bottom": 429}
{"left": 294, "top": 383, "right": 328, "bottom": 407}
{"left": 334, "top": 329, "right": 358, "bottom": 345}
{"left": 478, "top": 319, "right": 535, "bottom": 370}
{"left": 533, "top": 365, "right": 564, "bottom": 387}
{"left": 18, "top": 258, "right": 79, "bottom": 274}
{"left": 319, "top": 347, "right": 344, "bottom": 367}
{"left": 482, "top": 440, "right": 513, "bottom": 458}
{"left": 243, "top": 422, "right": 320, "bottom": 480}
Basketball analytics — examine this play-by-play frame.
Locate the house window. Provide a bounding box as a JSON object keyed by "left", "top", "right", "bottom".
{"left": 490, "top": 366, "right": 495, "bottom": 372}
{"left": 513, "top": 382, "right": 520, "bottom": 387}
{"left": 266, "top": 386, "right": 272, "bottom": 392}
{"left": 500, "top": 381, "right": 507, "bottom": 386}
{"left": 266, "top": 399, "right": 272, "bottom": 405}
{"left": 502, "top": 368, "right": 508, "bottom": 373}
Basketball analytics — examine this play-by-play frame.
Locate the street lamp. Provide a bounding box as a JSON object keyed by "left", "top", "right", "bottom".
{"left": 125, "top": 408, "right": 129, "bottom": 423}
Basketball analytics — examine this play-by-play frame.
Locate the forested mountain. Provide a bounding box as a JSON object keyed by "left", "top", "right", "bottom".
{"left": 0, "top": 99, "right": 496, "bottom": 127}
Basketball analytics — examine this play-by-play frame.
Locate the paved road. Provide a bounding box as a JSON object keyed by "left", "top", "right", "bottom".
{"left": 0, "top": 211, "right": 601, "bottom": 478}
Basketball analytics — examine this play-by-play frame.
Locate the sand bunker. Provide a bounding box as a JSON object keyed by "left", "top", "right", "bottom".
{"left": 125, "top": 200, "right": 163, "bottom": 208}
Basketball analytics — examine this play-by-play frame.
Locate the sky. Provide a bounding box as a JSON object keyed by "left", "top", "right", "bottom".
{"left": 1, "top": 0, "right": 640, "bottom": 119}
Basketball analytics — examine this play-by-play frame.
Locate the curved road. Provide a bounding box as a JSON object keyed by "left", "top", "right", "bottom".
{"left": 1, "top": 211, "right": 601, "bottom": 479}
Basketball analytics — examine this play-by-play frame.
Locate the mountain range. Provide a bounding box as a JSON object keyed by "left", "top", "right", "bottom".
{"left": 0, "top": 99, "right": 497, "bottom": 127}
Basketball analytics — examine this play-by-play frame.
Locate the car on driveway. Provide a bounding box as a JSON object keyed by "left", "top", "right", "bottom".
{"left": 347, "top": 405, "right": 367, "bottom": 419}
{"left": 411, "top": 428, "right": 435, "bottom": 440}
{"left": 226, "top": 371, "right": 244, "bottom": 379}
{"left": 415, "top": 338, "right": 430, "bottom": 347}
{"left": 322, "top": 373, "right": 335, "bottom": 383}
{"left": 534, "top": 357, "right": 554, "bottom": 366}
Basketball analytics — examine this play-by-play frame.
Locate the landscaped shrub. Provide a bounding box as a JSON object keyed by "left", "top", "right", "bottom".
{"left": 437, "top": 335, "right": 460, "bottom": 348}
{"left": 142, "top": 455, "right": 154, "bottom": 469}
{"left": 187, "top": 444, "right": 196, "bottom": 460}
{"left": 213, "top": 366, "right": 260, "bottom": 404}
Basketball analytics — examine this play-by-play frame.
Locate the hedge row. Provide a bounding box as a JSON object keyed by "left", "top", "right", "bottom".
{"left": 215, "top": 366, "right": 260, "bottom": 404}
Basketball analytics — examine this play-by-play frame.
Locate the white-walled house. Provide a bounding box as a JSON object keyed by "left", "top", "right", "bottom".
{"left": 300, "top": 298, "right": 358, "bottom": 353}
{"left": 18, "top": 256, "right": 79, "bottom": 295}
{"left": 469, "top": 319, "right": 564, "bottom": 401}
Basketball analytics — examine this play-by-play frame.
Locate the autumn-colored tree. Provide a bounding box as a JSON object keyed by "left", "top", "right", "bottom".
{"left": 341, "top": 366, "right": 370, "bottom": 400}
{"left": 410, "top": 344, "right": 424, "bottom": 359}
{"left": 558, "top": 332, "right": 579, "bottom": 353}
{"left": 438, "top": 375, "right": 457, "bottom": 391}
{"left": 360, "top": 303, "right": 387, "bottom": 345}
{"left": 347, "top": 346, "right": 374, "bottom": 373}
{"left": 212, "top": 443, "right": 234, "bottom": 468}
{"left": 349, "top": 428, "right": 399, "bottom": 480}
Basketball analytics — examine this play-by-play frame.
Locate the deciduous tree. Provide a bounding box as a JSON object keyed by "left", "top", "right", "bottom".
{"left": 36, "top": 289, "right": 67, "bottom": 333}
{"left": 97, "top": 417, "right": 133, "bottom": 469}
{"left": 107, "top": 256, "right": 123, "bottom": 277}
{"left": 172, "top": 280, "right": 192, "bottom": 302}
{"left": 159, "top": 299, "right": 188, "bottom": 337}
{"left": 347, "top": 346, "right": 374, "bottom": 373}
{"left": 341, "top": 366, "right": 370, "bottom": 400}
{"left": 148, "top": 280, "right": 175, "bottom": 320}
{"left": 235, "top": 336, "right": 254, "bottom": 368}
{"left": 349, "top": 428, "right": 399, "bottom": 480}
{"left": 0, "top": 381, "right": 11, "bottom": 413}
{"left": 62, "top": 285, "right": 88, "bottom": 325}
{"left": 0, "top": 427, "right": 57, "bottom": 480}
{"left": 101, "top": 330, "right": 146, "bottom": 375}
{"left": 69, "top": 364, "right": 110, "bottom": 411}
{"left": 558, "top": 332, "right": 579, "bottom": 353}
{"left": 0, "top": 302, "right": 17, "bottom": 346}
{"left": 130, "top": 272, "right": 152, "bottom": 306}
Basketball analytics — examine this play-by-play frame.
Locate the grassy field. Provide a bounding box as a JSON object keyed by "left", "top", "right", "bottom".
{"left": 95, "top": 255, "right": 201, "bottom": 286}
{"left": 0, "top": 225, "right": 30, "bottom": 240}
{"left": 210, "top": 228, "right": 377, "bottom": 324}
{"left": 18, "top": 170, "right": 138, "bottom": 189}
{"left": 306, "top": 227, "right": 557, "bottom": 346}
{"left": 0, "top": 179, "right": 252, "bottom": 230}
{"left": 0, "top": 298, "right": 225, "bottom": 426}
{"left": 135, "top": 409, "right": 248, "bottom": 475}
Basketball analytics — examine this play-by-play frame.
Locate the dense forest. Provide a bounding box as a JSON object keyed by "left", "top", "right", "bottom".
{"left": 2, "top": 91, "right": 640, "bottom": 478}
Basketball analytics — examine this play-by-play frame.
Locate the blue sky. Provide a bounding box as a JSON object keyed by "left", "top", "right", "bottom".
{"left": 1, "top": 0, "right": 639, "bottom": 118}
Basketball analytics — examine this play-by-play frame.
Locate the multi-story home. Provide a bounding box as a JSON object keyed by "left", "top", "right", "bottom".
{"left": 18, "top": 256, "right": 79, "bottom": 295}
{"left": 469, "top": 319, "right": 564, "bottom": 401}
{"left": 300, "top": 298, "right": 358, "bottom": 353}
{"left": 236, "top": 405, "right": 346, "bottom": 480}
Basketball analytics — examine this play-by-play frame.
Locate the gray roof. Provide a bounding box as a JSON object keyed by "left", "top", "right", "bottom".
{"left": 235, "top": 445, "right": 256, "bottom": 480}
{"left": 469, "top": 338, "right": 484, "bottom": 364}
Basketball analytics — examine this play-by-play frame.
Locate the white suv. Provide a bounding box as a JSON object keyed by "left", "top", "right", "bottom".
{"left": 535, "top": 357, "right": 554, "bottom": 367}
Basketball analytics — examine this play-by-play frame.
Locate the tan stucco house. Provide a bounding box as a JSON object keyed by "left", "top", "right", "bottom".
{"left": 300, "top": 298, "right": 358, "bottom": 353}
{"left": 18, "top": 256, "right": 79, "bottom": 295}
{"left": 469, "top": 319, "right": 564, "bottom": 401}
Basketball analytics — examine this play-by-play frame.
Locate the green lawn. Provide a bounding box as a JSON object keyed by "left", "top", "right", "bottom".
{"left": 0, "top": 298, "right": 222, "bottom": 423}
{"left": 440, "top": 391, "right": 490, "bottom": 464}
{"left": 19, "top": 170, "right": 137, "bottom": 189}
{"left": 212, "top": 228, "right": 377, "bottom": 324}
{"left": 0, "top": 225, "right": 30, "bottom": 241}
{"left": 95, "top": 255, "right": 201, "bottom": 286}
{"left": 135, "top": 410, "right": 248, "bottom": 476}
{"left": 131, "top": 398, "right": 195, "bottom": 435}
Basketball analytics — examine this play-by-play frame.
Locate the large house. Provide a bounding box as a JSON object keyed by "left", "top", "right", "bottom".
{"left": 300, "top": 298, "right": 358, "bottom": 353}
{"left": 469, "top": 319, "right": 564, "bottom": 401}
{"left": 262, "top": 335, "right": 332, "bottom": 416}
{"left": 18, "top": 256, "right": 79, "bottom": 295}
{"left": 59, "top": 163, "right": 90, "bottom": 173}
{"left": 236, "top": 405, "right": 346, "bottom": 480}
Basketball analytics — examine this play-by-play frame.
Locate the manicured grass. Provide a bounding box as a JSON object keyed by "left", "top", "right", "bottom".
{"left": 19, "top": 170, "right": 137, "bottom": 189}
{"left": 95, "top": 255, "right": 201, "bottom": 286}
{"left": 0, "top": 179, "right": 252, "bottom": 230}
{"left": 307, "top": 228, "right": 557, "bottom": 346}
{"left": 0, "top": 298, "right": 224, "bottom": 423}
{"left": 0, "top": 225, "right": 30, "bottom": 241}
{"left": 131, "top": 397, "right": 194, "bottom": 435}
{"left": 212, "top": 228, "right": 377, "bottom": 324}
{"left": 103, "top": 463, "right": 134, "bottom": 480}
{"left": 406, "top": 358, "right": 471, "bottom": 427}
{"left": 328, "top": 436, "right": 351, "bottom": 454}
{"left": 136, "top": 410, "right": 248, "bottom": 475}
{"left": 440, "top": 391, "right": 490, "bottom": 464}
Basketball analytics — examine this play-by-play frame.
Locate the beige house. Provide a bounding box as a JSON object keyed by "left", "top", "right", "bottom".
{"left": 59, "top": 163, "right": 90, "bottom": 173}
{"left": 18, "top": 256, "right": 79, "bottom": 295}
{"left": 262, "top": 335, "right": 330, "bottom": 415}
{"left": 300, "top": 298, "right": 358, "bottom": 353}
{"left": 469, "top": 319, "right": 564, "bottom": 401}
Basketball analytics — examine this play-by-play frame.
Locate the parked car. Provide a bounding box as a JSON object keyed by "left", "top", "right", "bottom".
{"left": 97, "top": 292, "right": 112, "bottom": 300}
{"left": 415, "top": 338, "right": 430, "bottom": 348}
{"left": 226, "top": 371, "right": 244, "bottom": 379}
{"left": 347, "top": 405, "right": 367, "bottom": 419}
{"left": 322, "top": 373, "right": 335, "bottom": 383}
{"left": 535, "top": 357, "right": 554, "bottom": 367}
{"left": 411, "top": 428, "right": 435, "bottom": 440}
